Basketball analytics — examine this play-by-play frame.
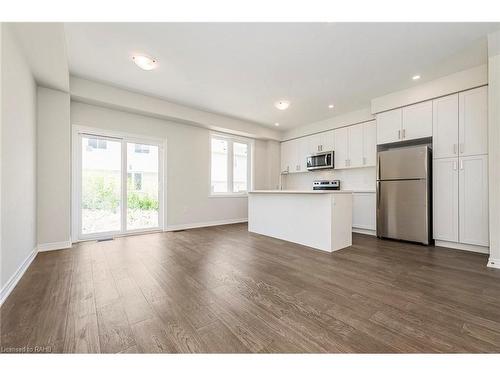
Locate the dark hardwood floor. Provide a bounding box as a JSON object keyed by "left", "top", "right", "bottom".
{"left": 1, "top": 223, "right": 500, "bottom": 353}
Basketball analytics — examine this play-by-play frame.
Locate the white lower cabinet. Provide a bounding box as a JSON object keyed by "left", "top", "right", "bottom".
{"left": 433, "top": 154, "right": 489, "bottom": 247}
{"left": 352, "top": 192, "right": 376, "bottom": 231}
{"left": 433, "top": 158, "right": 459, "bottom": 242}
{"left": 458, "top": 154, "right": 489, "bottom": 246}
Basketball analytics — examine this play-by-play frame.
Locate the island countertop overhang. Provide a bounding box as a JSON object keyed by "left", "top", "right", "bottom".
{"left": 248, "top": 190, "right": 353, "bottom": 194}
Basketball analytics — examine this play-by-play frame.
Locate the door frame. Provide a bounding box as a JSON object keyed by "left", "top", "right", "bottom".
{"left": 71, "top": 125, "right": 166, "bottom": 242}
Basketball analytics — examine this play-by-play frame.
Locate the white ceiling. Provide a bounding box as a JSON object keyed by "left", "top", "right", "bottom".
{"left": 65, "top": 22, "right": 500, "bottom": 130}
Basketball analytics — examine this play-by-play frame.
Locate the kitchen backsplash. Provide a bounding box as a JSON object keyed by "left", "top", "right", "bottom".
{"left": 283, "top": 167, "right": 376, "bottom": 191}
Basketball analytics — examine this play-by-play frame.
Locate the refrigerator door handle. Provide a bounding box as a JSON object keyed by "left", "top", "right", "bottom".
{"left": 377, "top": 154, "right": 381, "bottom": 180}
{"left": 376, "top": 181, "right": 381, "bottom": 208}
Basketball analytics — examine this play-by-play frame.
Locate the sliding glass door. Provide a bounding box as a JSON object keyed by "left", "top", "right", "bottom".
{"left": 81, "top": 135, "right": 122, "bottom": 235}
{"left": 75, "top": 130, "right": 163, "bottom": 240}
{"left": 126, "top": 142, "right": 160, "bottom": 231}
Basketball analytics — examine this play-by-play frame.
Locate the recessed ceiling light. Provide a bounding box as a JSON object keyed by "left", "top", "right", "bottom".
{"left": 274, "top": 100, "right": 290, "bottom": 110}
{"left": 274, "top": 122, "right": 280, "bottom": 127}
{"left": 132, "top": 55, "right": 158, "bottom": 71}
{"left": 328, "top": 104, "right": 335, "bottom": 109}
{"left": 412, "top": 74, "right": 421, "bottom": 81}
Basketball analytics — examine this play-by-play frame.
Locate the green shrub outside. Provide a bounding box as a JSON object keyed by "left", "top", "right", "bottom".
{"left": 82, "top": 175, "right": 158, "bottom": 211}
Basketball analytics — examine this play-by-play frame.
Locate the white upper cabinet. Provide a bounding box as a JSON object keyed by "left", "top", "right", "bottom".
{"left": 376, "top": 108, "right": 402, "bottom": 145}
{"left": 348, "top": 123, "right": 364, "bottom": 168}
{"left": 402, "top": 101, "right": 433, "bottom": 141}
{"left": 308, "top": 130, "right": 334, "bottom": 153}
{"left": 362, "top": 121, "right": 377, "bottom": 167}
{"left": 334, "top": 122, "right": 375, "bottom": 169}
{"left": 308, "top": 133, "right": 322, "bottom": 154}
{"left": 297, "top": 138, "right": 309, "bottom": 173}
{"left": 280, "top": 140, "right": 291, "bottom": 173}
{"left": 433, "top": 157, "right": 459, "bottom": 242}
{"left": 377, "top": 101, "right": 432, "bottom": 145}
{"left": 433, "top": 94, "right": 459, "bottom": 159}
{"left": 458, "top": 154, "right": 489, "bottom": 246}
{"left": 334, "top": 127, "right": 349, "bottom": 169}
{"left": 321, "top": 130, "right": 335, "bottom": 152}
{"left": 459, "top": 86, "right": 488, "bottom": 157}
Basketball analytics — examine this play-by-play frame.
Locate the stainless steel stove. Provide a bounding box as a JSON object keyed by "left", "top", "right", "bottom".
{"left": 312, "top": 180, "right": 340, "bottom": 190}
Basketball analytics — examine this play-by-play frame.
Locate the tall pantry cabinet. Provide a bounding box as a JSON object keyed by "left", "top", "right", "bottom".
{"left": 432, "top": 86, "right": 489, "bottom": 248}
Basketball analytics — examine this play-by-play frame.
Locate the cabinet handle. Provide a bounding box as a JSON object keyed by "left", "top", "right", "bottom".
{"left": 453, "top": 161, "right": 457, "bottom": 170}
{"left": 402, "top": 129, "right": 406, "bottom": 139}
{"left": 453, "top": 144, "right": 457, "bottom": 155}
{"left": 459, "top": 143, "right": 464, "bottom": 154}
{"left": 398, "top": 130, "right": 401, "bottom": 139}
{"left": 460, "top": 160, "right": 464, "bottom": 170}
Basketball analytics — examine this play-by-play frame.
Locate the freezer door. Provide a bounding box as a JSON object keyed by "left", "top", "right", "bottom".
{"left": 377, "top": 146, "right": 429, "bottom": 180}
{"left": 377, "top": 179, "right": 430, "bottom": 244}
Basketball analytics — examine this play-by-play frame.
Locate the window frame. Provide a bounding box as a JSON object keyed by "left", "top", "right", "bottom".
{"left": 209, "top": 132, "right": 253, "bottom": 197}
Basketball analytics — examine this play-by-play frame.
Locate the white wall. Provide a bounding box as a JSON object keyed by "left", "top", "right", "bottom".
{"left": 0, "top": 23, "right": 3, "bottom": 292}
{"left": 71, "top": 101, "right": 277, "bottom": 231}
{"left": 1, "top": 25, "right": 37, "bottom": 290}
{"left": 37, "top": 87, "right": 71, "bottom": 247}
{"left": 253, "top": 139, "right": 281, "bottom": 190}
{"left": 371, "top": 64, "right": 488, "bottom": 114}
{"left": 487, "top": 31, "right": 500, "bottom": 268}
{"left": 70, "top": 76, "right": 281, "bottom": 141}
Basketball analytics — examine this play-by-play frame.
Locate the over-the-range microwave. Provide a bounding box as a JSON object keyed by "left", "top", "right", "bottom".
{"left": 306, "top": 151, "right": 334, "bottom": 171}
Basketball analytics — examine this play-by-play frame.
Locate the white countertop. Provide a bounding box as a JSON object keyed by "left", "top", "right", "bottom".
{"left": 249, "top": 190, "right": 353, "bottom": 194}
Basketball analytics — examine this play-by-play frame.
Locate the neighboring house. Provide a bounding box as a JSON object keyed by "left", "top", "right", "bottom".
{"left": 83, "top": 138, "right": 159, "bottom": 198}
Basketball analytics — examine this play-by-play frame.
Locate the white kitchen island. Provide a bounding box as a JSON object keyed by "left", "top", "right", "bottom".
{"left": 248, "top": 190, "right": 353, "bottom": 252}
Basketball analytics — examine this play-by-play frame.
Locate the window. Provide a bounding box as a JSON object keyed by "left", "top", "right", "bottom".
{"left": 87, "top": 138, "right": 107, "bottom": 150}
{"left": 127, "top": 172, "right": 143, "bottom": 191}
{"left": 134, "top": 144, "right": 150, "bottom": 154}
{"left": 210, "top": 134, "right": 251, "bottom": 195}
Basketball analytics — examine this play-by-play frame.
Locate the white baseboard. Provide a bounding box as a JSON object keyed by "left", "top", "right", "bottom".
{"left": 487, "top": 258, "right": 500, "bottom": 269}
{"left": 353, "top": 228, "right": 376, "bottom": 236}
{"left": 165, "top": 218, "right": 248, "bottom": 232}
{"left": 435, "top": 240, "right": 489, "bottom": 254}
{"left": 0, "top": 247, "right": 38, "bottom": 306}
{"left": 37, "top": 240, "right": 72, "bottom": 252}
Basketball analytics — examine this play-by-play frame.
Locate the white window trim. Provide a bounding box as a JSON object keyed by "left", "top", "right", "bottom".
{"left": 71, "top": 125, "right": 166, "bottom": 242}
{"left": 209, "top": 132, "right": 253, "bottom": 197}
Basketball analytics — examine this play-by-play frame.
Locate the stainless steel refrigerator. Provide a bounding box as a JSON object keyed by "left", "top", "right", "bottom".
{"left": 376, "top": 145, "right": 432, "bottom": 245}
